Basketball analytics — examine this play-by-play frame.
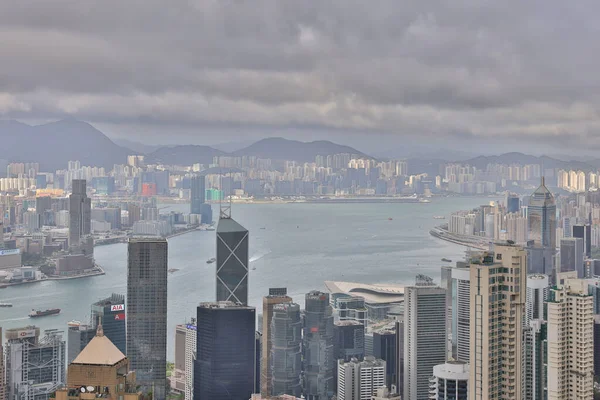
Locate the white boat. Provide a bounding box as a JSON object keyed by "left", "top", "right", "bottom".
{"left": 0, "top": 303, "right": 12, "bottom": 307}
{"left": 433, "top": 216, "right": 446, "bottom": 220}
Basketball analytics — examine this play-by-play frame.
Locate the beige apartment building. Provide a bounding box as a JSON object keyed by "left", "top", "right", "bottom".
{"left": 546, "top": 273, "right": 594, "bottom": 400}
{"left": 469, "top": 243, "right": 526, "bottom": 400}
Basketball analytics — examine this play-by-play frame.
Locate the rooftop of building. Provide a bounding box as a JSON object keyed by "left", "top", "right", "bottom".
{"left": 71, "top": 325, "right": 126, "bottom": 366}
{"left": 325, "top": 281, "right": 404, "bottom": 304}
{"left": 128, "top": 237, "right": 167, "bottom": 243}
{"left": 334, "top": 320, "right": 364, "bottom": 327}
{"left": 529, "top": 177, "right": 556, "bottom": 207}
{"left": 216, "top": 216, "right": 248, "bottom": 233}
{"left": 198, "top": 301, "right": 255, "bottom": 310}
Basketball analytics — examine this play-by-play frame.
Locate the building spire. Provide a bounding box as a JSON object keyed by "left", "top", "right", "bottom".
{"left": 96, "top": 317, "right": 104, "bottom": 337}
{"left": 541, "top": 176, "right": 545, "bottom": 186}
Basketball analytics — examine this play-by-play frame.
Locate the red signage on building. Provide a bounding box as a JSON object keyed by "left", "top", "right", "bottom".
{"left": 114, "top": 313, "right": 125, "bottom": 321}
{"left": 311, "top": 327, "right": 319, "bottom": 333}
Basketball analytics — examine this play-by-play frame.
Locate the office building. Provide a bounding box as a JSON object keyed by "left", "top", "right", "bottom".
{"left": 337, "top": 357, "right": 386, "bottom": 400}
{"left": 303, "top": 290, "right": 335, "bottom": 400}
{"left": 335, "top": 296, "right": 368, "bottom": 328}
{"left": 506, "top": 193, "right": 520, "bottom": 214}
{"left": 261, "top": 288, "right": 292, "bottom": 397}
{"left": 5, "top": 327, "right": 66, "bottom": 400}
{"left": 525, "top": 274, "right": 549, "bottom": 326}
{"left": 184, "top": 321, "right": 197, "bottom": 400}
{"left": 68, "top": 179, "right": 91, "bottom": 247}
{"left": 371, "top": 387, "right": 401, "bottom": 400}
{"left": 190, "top": 175, "right": 206, "bottom": 214}
{"left": 55, "top": 325, "right": 141, "bottom": 400}
{"left": 527, "top": 177, "right": 556, "bottom": 248}
{"left": 67, "top": 323, "right": 96, "bottom": 364}
{"left": 572, "top": 224, "right": 591, "bottom": 258}
{"left": 403, "top": 277, "right": 446, "bottom": 400}
{"left": 468, "top": 243, "right": 527, "bottom": 400}
{"left": 393, "top": 320, "right": 404, "bottom": 397}
{"left": 440, "top": 266, "right": 453, "bottom": 359}
{"left": 172, "top": 325, "right": 188, "bottom": 395}
{"left": 560, "top": 237, "right": 585, "bottom": 277}
{"left": 67, "top": 293, "right": 126, "bottom": 364}
{"left": 216, "top": 215, "right": 249, "bottom": 305}
{"left": 523, "top": 319, "right": 547, "bottom": 400}
{"left": 546, "top": 277, "right": 594, "bottom": 400}
{"left": 451, "top": 266, "right": 470, "bottom": 362}
{"left": 429, "top": 361, "right": 469, "bottom": 400}
{"left": 527, "top": 178, "right": 556, "bottom": 276}
{"left": 126, "top": 238, "right": 168, "bottom": 400}
{"left": 194, "top": 302, "right": 256, "bottom": 400}
{"left": 594, "top": 316, "right": 600, "bottom": 378}
{"left": 372, "top": 329, "right": 396, "bottom": 389}
{"left": 0, "top": 328, "right": 5, "bottom": 400}
{"left": 90, "top": 293, "right": 126, "bottom": 354}
{"left": 271, "top": 302, "right": 302, "bottom": 398}
{"left": 334, "top": 321, "right": 365, "bottom": 362}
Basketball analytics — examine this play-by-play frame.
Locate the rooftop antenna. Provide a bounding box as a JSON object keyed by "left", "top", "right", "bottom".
{"left": 219, "top": 168, "right": 231, "bottom": 219}
{"left": 541, "top": 159, "right": 545, "bottom": 186}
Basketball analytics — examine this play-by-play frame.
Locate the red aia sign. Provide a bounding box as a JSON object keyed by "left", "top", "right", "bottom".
{"left": 114, "top": 313, "right": 125, "bottom": 321}
{"left": 311, "top": 327, "right": 319, "bottom": 333}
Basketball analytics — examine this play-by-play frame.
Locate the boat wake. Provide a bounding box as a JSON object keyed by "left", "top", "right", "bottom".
{"left": 250, "top": 250, "right": 271, "bottom": 263}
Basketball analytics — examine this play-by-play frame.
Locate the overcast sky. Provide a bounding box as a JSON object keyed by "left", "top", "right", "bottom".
{"left": 1, "top": 1, "right": 600, "bottom": 156}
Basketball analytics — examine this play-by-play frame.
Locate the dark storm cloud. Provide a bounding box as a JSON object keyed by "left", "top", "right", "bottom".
{"left": 1, "top": 0, "right": 600, "bottom": 146}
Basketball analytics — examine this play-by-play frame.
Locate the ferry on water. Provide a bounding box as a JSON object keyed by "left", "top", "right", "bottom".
{"left": 0, "top": 303, "right": 12, "bottom": 307}
{"left": 29, "top": 308, "right": 61, "bottom": 318}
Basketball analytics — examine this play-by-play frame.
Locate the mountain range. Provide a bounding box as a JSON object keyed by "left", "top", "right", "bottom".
{"left": 1, "top": 119, "right": 600, "bottom": 174}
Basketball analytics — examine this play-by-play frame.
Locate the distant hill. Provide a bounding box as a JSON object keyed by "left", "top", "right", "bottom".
{"left": 232, "top": 137, "right": 370, "bottom": 162}
{"left": 146, "top": 145, "right": 226, "bottom": 165}
{"left": 112, "top": 138, "right": 163, "bottom": 154}
{"left": 463, "top": 152, "right": 595, "bottom": 171}
{"left": 0, "top": 119, "right": 132, "bottom": 170}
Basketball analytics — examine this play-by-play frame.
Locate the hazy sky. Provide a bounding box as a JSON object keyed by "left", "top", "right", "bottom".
{"left": 1, "top": 1, "right": 600, "bottom": 155}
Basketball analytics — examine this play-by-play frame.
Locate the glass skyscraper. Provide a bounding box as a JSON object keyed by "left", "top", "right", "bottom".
{"left": 271, "top": 302, "right": 302, "bottom": 397}
{"left": 527, "top": 177, "right": 556, "bottom": 247}
{"left": 303, "top": 291, "right": 334, "bottom": 400}
{"left": 68, "top": 179, "right": 91, "bottom": 247}
{"left": 194, "top": 302, "right": 256, "bottom": 400}
{"left": 216, "top": 216, "right": 249, "bottom": 305}
{"left": 127, "top": 238, "right": 168, "bottom": 400}
{"left": 527, "top": 177, "right": 556, "bottom": 276}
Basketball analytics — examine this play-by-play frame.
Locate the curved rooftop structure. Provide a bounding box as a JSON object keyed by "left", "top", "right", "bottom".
{"left": 324, "top": 281, "right": 404, "bottom": 304}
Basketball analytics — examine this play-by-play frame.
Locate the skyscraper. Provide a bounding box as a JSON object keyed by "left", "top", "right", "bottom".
{"left": 337, "top": 357, "right": 386, "bottom": 400}
{"left": 546, "top": 276, "right": 594, "bottom": 400}
{"left": 527, "top": 177, "right": 556, "bottom": 248}
{"left": 403, "top": 277, "right": 446, "bottom": 400}
{"left": 216, "top": 216, "right": 249, "bottom": 305}
{"left": 0, "top": 328, "right": 5, "bottom": 400}
{"left": 126, "top": 238, "right": 168, "bottom": 400}
{"left": 372, "top": 329, "right": 396, "bottom": 389}
{"left": 271, "top": 302, "right": 302, "bottom": 398}
{"left": 451, "top": 266, "right": 470, "bottom": 363}
{"left": 523, "top": 319, "right": 547, "bottom": 400}
{"left": 261, "top": 288, "right": 292, "bottom": 397}
{"left": 68, "top": 179, "right": 91, "bottom": 247}
{"left": 560, "top": 237, "right": 585, "bottom": 277}
{"left": 5, "top": 327, "right": 66, "bottom": 400}
{"left": 190, "top": 175, "right": 206, "bottom": 214}
{"left": 194, "top": 302, "right": 256, "bottom": 400}
{"left": 184, "top": 321, "right": 197, "bottom": 400}
{"left": 527, "top": 177, "right": 556, "bottom": 276}
{"left": 429, "top": 362, "right": 469, "bottom": 400}
{"left": 572, "top": 224, "right": 591, "bottom": 259}
{"left": 525, "top": 274, "right": 548, "bottom": 326}
{"left": 333, "top": 321, "right": 365, "bottom": 362}
{"left": 468, "top": 243, "right": 526, "bottom": 400}
{"left": 303, "top": 291, "right": 334, "bottom": 400}
{"left": 90, "top": 293, "right": 126, "bottom": 355}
